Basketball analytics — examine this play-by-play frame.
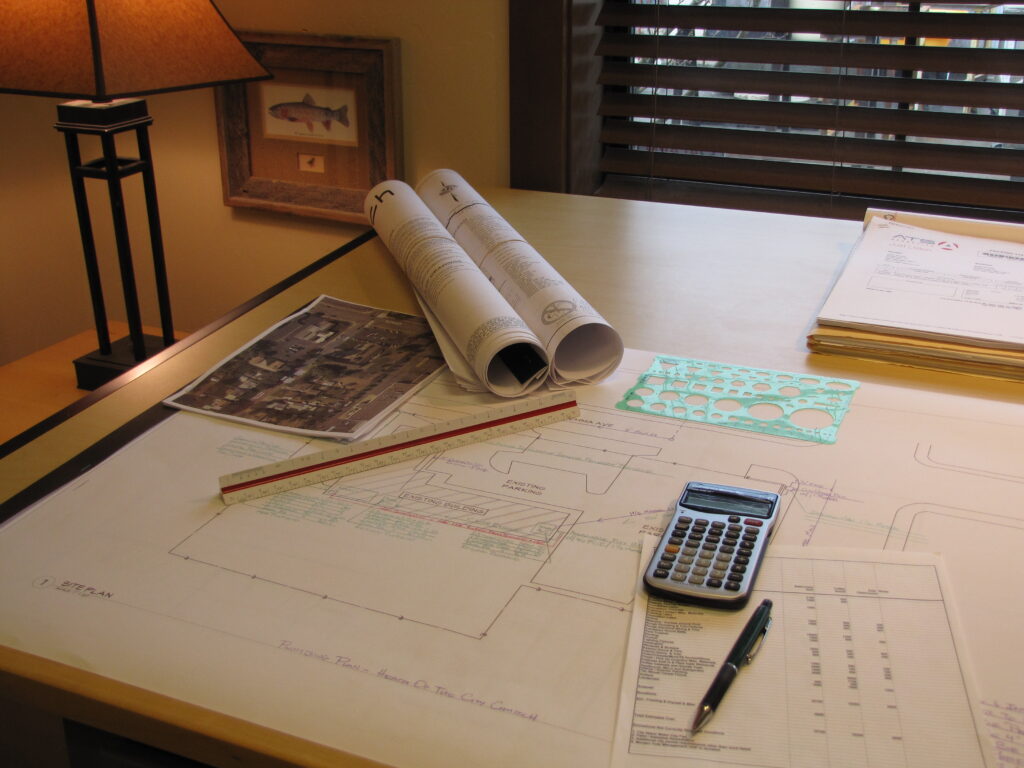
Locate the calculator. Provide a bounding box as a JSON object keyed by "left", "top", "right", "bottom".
{"left": 643, "top": 481, "right": 780, "bottom": 608}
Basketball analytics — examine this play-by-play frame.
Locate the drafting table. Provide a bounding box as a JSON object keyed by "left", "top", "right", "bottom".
{"left": 1, "top": 190, "right": 1022, "bottom": 768}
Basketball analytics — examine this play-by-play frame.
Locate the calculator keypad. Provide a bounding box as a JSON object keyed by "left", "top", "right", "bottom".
{"left": 649, "top": 512, "right": 767, "bottom": 599}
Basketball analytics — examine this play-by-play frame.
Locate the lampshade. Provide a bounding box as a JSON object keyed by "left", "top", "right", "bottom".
{"left": 0, "top": 0, "right": 269, "bottom": 100}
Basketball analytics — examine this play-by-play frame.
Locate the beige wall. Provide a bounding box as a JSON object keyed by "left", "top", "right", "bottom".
{"left": 0, "top": 0, "right": 509, "bottom": 365}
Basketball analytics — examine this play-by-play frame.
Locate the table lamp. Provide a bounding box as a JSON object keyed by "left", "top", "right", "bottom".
{"left": 0, "top": 0, "right": 270, "bottom": 389}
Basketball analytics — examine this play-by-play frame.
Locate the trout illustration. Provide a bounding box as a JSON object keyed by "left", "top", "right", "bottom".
{"left": 268, "top": 93, "right": 349, "bottom": 132}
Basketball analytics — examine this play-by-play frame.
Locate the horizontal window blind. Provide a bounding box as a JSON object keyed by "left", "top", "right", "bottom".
{"left": 596, "top": 0, "right": 1024, "bottom": 218}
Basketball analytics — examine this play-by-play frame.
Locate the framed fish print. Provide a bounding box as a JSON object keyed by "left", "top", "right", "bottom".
{"left": 215, "top": 34, "right": 402, "bottom": 225}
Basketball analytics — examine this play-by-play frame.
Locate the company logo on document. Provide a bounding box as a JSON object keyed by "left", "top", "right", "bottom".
{"left": 892, "top": 232, "right": 958, "bottom": 252}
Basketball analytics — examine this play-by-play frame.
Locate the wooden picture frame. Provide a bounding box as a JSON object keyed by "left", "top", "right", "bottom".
{"left": 215, "top": 33, "right": 402, "bottom": 225}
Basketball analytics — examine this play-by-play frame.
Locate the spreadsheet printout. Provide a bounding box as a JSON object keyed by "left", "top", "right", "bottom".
{"left": 613, "top": 546, "right": 992, "bottom": 768}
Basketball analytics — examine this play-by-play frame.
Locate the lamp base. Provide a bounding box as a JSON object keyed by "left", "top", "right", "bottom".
{"left": 73, "top": 334, "right": 170, "bottom": 390}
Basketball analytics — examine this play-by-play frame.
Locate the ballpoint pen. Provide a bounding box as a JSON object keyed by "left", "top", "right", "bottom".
{"left": 691, "top": 598, "right": 773, "bottom": 734}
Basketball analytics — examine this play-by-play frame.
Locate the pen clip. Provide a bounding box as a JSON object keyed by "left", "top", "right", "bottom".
{"left": 742, "top": 616, "right": 772, "bottom": 665}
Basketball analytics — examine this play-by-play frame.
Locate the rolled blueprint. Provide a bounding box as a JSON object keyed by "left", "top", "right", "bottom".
{"left": 414, "top": 169, "right": 623, "bottom": 387}
{"left": 365, "top": 179, "right": 549, "bottom": 396}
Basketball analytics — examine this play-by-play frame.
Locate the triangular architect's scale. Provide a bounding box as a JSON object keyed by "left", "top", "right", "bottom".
{"left": 219, "top": 389, "right": 579, "bottom": 504}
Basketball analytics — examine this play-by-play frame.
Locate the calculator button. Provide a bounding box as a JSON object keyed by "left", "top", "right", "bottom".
{"left": 744, "top": 526, "right": 761, "bottom": 535}
{"left": 730, "top": 564, "right": 748, "bottom": 575}
{"left": 674, "top": 563, "right": 690, "bottom": 574}
{"left": 710, "top": 521, "right": 725, "bottom": 530}
{"left": 705, "top": 535, "right": 721, "bottom": 545}
{"left": 707, "top": 578, "right": 724, "bottom": 588}
{"left": 715, "top": 552, "right": 731, "bottom": 563}
{"left": 724, "top": 581, "right": 741, "bottom": 591}
{"left": 695, "top": 519, "right": 710, "bottom": 526}
{"left": 728, "top": 515, "right": 741, "bottom": 523}
{"left": 701, "top": 542, "right": 717, "bottom": 552}
{"left": 744, "top": 519, "right": 764, "bottom": 527}
{"left": 727, "top": 523, "right": 742, "bottom": 532}
{"left": 711, "top": 568, "right": 727, "bottom": 580}
{"left": 692, "top": 566, "right": 709, "bottom": 577}
{"left": 670, "top": 572, "right": 687, "bottom": 582}
{"left": 719, "top": 545, "right": 735, "bottom": 555}
{"left": 679, "top": 555, "right": 695, "bottom": 565}
{"left": 677, "top": 516, "right": 693, "bottom": 526}
{"left": 668, "top": 537, "right": 684, "bottom": 546}
{"left": 683, "top": 545, "right": 699, "bottom": 555}
{"left": 664, "top": 544, "right": 681, "bottom": 554}
{"left": 688, "top": 575, "right": 705, "bottom": 585}
{"left": 734, "top": 554, "right": 750, "bottom": 565}
{"left": 697, "top": 558, "right": 713, "bottom": 569}
{"left": 742, "top": 533, "right": 759, "bottom": 543}
{"left": 653, "top": 569, "right": 670, "bottom": 578}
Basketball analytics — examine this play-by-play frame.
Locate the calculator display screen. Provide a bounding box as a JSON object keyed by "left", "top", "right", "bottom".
{"left": 681, "top": 488, "right": 775, "bottom": 518}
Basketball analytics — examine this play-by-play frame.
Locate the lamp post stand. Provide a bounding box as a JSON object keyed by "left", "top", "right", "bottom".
{"left": 55, "top": 98, "right": 176, "bottom": 390}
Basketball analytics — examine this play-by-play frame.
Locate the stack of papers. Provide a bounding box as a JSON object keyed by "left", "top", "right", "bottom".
{"left": 807, "top": 214, "right": 1024, "bottom": 380}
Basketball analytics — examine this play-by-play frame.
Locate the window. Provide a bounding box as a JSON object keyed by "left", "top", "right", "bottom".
{"left": 510, "top": 1, "right": 1024, "bottom": 221}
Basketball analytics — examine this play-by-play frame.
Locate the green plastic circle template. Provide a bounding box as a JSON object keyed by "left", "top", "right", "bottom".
{"left": 616, "top": 355, "right": 860, "bottom": 444}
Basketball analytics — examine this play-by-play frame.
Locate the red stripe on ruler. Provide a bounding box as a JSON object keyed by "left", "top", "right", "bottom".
{"left": 221, "top": 399, "right": 577, "bottom": 496}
